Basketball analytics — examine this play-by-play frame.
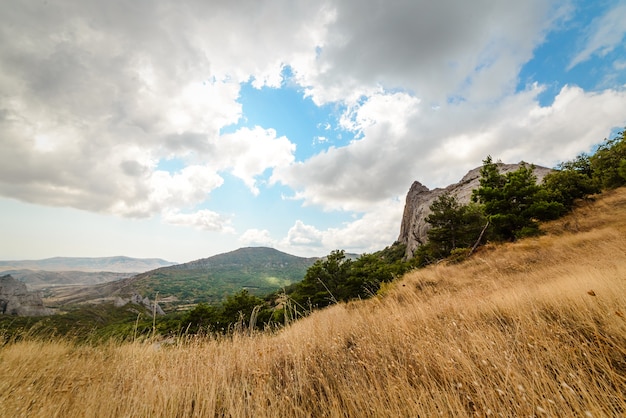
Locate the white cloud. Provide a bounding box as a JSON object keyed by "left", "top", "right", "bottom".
{"left": 272, "top": 83, "right": 626, "bottom": 214}
{"left": 323, "top": 201, "right": 404, "bottom": 253}
{"left": 147, "top": 165, "right": 224, "bottom": 211}
{"left": 216, "top": 127, "right": 296, "bottom": 195}
{"left": 271, "top": 91, "right": 421, "bottom": 212}
{"left": 296, "top": 0, "right": 565, "bottom": 106}
{"left": 284, "top": 221, "right": 324, "bottom": 247}
{"left": 275, "top": 200, "right": 403, "bottom": 256}
{"left": 339, "top": 91, "right": 420, "bottom": 138}
{"left": 0, "top": 0, "right": 317, "bottom": 222}
{"left": 239, "top": 229, "right": 276, "bottom": 247}
{"left": 162, "top": 209, "right": 234, "bottom": 233}
{"left": 568, "top": 2, "right": 626, "bottom": 69}
{"left": 165, "top": 80, "right": 242, "bottom": 137}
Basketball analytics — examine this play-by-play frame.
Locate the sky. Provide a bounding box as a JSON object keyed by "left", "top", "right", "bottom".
{"left": 1, "top": 0, "right": 626, "bottom": 263}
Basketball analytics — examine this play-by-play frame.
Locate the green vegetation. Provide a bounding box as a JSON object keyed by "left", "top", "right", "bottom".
{"left": 590, "top": 129, "right": 626, "bottom": 189}
{"left": 286, "top": 246, "right": 410, "bottom": 309}
{"left": 179, "top": 290, "right": 272, "bottom": 334}
{"left": 542, "top": 154, "right": 599, "bottom": 208}
{"left": 472, "top": 157, "right": 565, "bottom": 240}
{"left": 414, "top": 193, "right": 486, "bottom": 266}
{"left": 124, "top": 247, "right": 317, "bottom": 305}
{"left": 174, "top": 245, "right": 411, "bottom": 334}
{"left": 0, "top": 303, "right": 160, "bottom": 343}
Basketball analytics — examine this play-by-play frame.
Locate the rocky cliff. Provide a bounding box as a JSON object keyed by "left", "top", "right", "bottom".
{"left": 0, "top": 274, "right": 52, "bottom": 316}
{"left": 398, "top": 163, "right": 553, "bottom": 259}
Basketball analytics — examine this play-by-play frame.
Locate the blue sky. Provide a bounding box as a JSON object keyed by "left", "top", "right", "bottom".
{"left": 1, "top": 0, "right": 625, "bottom": 263}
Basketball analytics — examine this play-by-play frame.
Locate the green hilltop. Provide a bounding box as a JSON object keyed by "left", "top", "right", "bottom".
{"left": 89, "top": 247, "right": 319, "bottom": 307}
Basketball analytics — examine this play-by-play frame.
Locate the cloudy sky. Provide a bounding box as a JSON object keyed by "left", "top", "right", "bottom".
{"left": 1, "top": 0, "right": 625, "bottom": 263}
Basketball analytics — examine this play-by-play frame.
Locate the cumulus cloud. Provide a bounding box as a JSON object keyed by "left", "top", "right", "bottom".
{"left": 272, "top": 83, "right": 626, "bottom": 213}
{"left": 274, "top": 201, "right": 404, "bottom": 256}
{"left": 0, "top": 1, "right": 309, "bottom": 224}
{"left": 272, "top": 91, "right": 421, "bottom": 211}
{"left": 284, "top": 221, "right": 325, "bottom": 247}
{"left": 322, "top": 201, "right": 404, "bottom": 253}
{"left": 216, "top": 127, "right": 296, "bottom": 195}
{"left": 239, "top": 229, "right": 276, "bottom": 247}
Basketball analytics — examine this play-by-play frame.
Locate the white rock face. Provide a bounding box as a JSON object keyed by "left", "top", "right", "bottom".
{"left": 397, "top": 163, "right": 553, "bottom": 259}
{"left": 0, "top": 274, "right": 52, "bottom": 316}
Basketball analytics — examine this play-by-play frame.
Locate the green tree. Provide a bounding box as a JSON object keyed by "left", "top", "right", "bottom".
{"left": 292, "top": 248, "right": 413, "bottom": 308}
{"left": 180, "top": 290, "right": 271, "bottom": 334}
{"left": 291, "top": 250, "right": 353, "bottom": 308}
{"left": 347, "top": 253, "right": 403, "bottom": 297}
{"left": 590, "top": 130, "right": 626, "bottom": 190}
{"left": 220, "top": 289, "right": 267, "bottom": 329}
{"left": 619, "top": 159, "right": 626, "bottom": 182}
{"left": 424, "top": 193, "right": 487, "bottom": 259}
{"left": 542, "top": 154, "right": 598, "bottom": 209}
{"left": 181, "top": 303, "right": 219, "bottom": 334}
{"left": 472, "top": 157, "right": 560, "bottom": 241}
{"left": 559, "top": 153, "right": 594, "bottom": 176}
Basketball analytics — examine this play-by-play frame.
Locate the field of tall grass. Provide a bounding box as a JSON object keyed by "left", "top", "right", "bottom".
{"left": 2, "top": 189, "right": 625, "bottom": 417}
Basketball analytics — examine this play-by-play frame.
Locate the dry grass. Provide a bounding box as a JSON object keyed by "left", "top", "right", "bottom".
{"left": 2, "top": 190, "right": 626, "bottom": 417}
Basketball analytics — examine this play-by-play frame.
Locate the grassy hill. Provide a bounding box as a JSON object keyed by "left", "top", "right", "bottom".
{"left": 1, "top": 189, "right": 625, "bottom": 416}
{"left": 43, "top": 247, "right": 318, "bottom": 308}
{"left": 118, "top": 247, "right": 318, "bottom": 304}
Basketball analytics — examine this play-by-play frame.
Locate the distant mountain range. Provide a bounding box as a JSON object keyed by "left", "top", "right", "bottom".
{"left": 3, "top": 270, "right": 134, "bottom": 289}
{"left": 40, "top": 247, "right": 320, "bottom": 309}
{"left": 0, "top": 256, "right": 177, "bottom": 273}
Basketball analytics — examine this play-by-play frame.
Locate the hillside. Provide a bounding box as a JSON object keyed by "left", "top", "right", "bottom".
{"left": 0, "top": 256, "right": 176, "bottom": 273}
{"left": 2, "top": 189, "right": 625, "bottom": 416}
{"left": 44, "top": 247, "right": 318, "bottom": 308}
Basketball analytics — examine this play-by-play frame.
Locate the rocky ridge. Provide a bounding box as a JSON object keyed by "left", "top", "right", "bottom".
{"left": 398, "top": 163, "right": 553, "bottom": 259}
{"left": 0, "top": 274, "right": 52, "bottom": 316}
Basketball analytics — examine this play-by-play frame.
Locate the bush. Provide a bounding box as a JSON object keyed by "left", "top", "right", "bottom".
{"left": 542, "top": 168, "right": 597, "bottom": 209}
{"left": 448, "top": 247, "right": 470, "bottom": 264}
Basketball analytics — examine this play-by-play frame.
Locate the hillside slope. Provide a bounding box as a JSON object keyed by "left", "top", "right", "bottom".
{"left": 44, "top": 247, "right": 318, "bottom": 307}
{"left": 2, "top": 189, "right": 625, "bottom": 417}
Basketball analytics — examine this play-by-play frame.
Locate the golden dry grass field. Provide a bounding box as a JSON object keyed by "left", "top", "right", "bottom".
{"left": 2, "top": 189, "right": 626, "bottom": 417}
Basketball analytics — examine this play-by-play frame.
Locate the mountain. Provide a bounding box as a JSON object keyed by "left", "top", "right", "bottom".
{"left": 4, "top": 270, "right": 134, "bottom": 289}
{"left": 43, "top": 247, "right": 319, "bottom": 308}
{"left": 0, "top": 256, "right": 177, "bottom": 273}
{"left": 398, "top": 162, "right": 553, "bottom": 259}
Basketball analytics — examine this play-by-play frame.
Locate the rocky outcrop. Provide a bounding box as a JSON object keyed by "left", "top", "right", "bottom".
{"left": 398, "top": 163, "right": 553, "bottom": 259}
{"left": 113, "top": 294, "right": 165, "bottom": 315}
{"left": 0, "top": 274, "right": 53, "bottom": 316}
